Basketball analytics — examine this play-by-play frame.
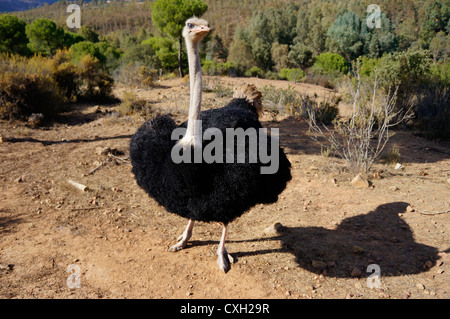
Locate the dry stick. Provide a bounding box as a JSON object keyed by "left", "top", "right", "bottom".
{"left": 109, "top": 154, "right": 132, "bottom": 166}
{"left": 419, "top": 210, "right": 450, "bottom": 216}
{"left": 88, "top": 162, "right": 106, "bottom": 175}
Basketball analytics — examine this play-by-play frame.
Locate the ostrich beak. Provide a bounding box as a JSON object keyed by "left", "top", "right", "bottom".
{"left": 193, "top": 25, "right": 211, "bottom": 35}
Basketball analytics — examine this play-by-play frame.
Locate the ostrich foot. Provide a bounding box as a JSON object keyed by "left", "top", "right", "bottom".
{"left": 168, "top": 220, "right": 194, "bottom": 252}
{"left": 217, "top": 247, "right": 234, "bottom": 273}
{"left": 217, "top": 225, "right": 233, "bottom": 273}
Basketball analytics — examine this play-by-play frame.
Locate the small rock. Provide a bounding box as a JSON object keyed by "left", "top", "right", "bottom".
{"left": 423, "top": 261, "right": 433, "bottom": 269}
{"left": 352, "top": 246, "right": 364, "bottom": 254}
{"left": 311, "top": 260, "right": 327, "bottom": 270}
{"left": 14, "top": 177, "right": 23, "bottom": 183}
{"left": 0, "top": 135, "right": 4, "bottom": 143}
{"left": 394, "top": 163, "right": 402, "bottom": 170}
{"left": 416, "top": 283, "right": 425, "bottom": 290}
{"left": 351, "top": 267, "right": 362, "bottom": 277}
{"left": 331, "top": 178, "right": 337, "bottom": 184}
{"left": 351, "top": 174, "right": 370, "bottom": 188}
{"left": 388, "top": 186, "right": 399, "bottom": 191}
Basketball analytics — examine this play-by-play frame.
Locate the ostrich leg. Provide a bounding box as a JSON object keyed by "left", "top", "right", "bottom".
{"left": 169, "top": 219, "right": 194, "bottom": 252}
{"left": 217, "top": 225, "right": 234, "bottom": 273}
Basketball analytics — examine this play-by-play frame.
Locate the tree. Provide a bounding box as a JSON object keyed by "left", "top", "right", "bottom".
{"left": 26, "top": 18, "right": 65, "bottom": 56}
{"left": 79, "top": 26, "right": 100, "bottom": 43}
{"left": 361, "top": 13, "right": 397, "bottom": 58}
{"left": 288, "top": 42, "right": 314, "bottom": 69}
{"left": 151, "top": 0, "right": 208, "bottom": 77}
{"left": 142, "top": 37, "right": 178, "bottom": 70}
{"left": 205, "top": 34, "right": 228, "bottom": 61}
{"left": 429, "top": 31, "right": 449, "bottom": 63}
{"left": 270, "top": 42, "right": 289, "bottom": 72}
{"left": 247, "top": 11, "right": 274, "bottom": 71}
{"left": 228, "top": 29, "right": 256, "bottom": 73}
{"left": 0, "top": 14, "right": 29, "bottom": 55}
{"left": 327, "top": 11, "right": 363, "bottom": 60}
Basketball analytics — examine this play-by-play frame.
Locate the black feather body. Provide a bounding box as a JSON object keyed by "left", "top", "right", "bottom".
{"left": 130, "top": 98, "right": 292, "bottom": 224}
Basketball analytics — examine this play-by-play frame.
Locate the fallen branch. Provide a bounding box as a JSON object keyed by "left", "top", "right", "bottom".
{"left": 109, "top": 154, "right": 132, "bottom": 166}
{"left": 419, "top": 210, "right": 450, "bottom": 216}
{"left": 88, "top": 162, "right": 106, "bottom": 175}
{"left": 67, "top": 179, "right": 89, "bottom": 192}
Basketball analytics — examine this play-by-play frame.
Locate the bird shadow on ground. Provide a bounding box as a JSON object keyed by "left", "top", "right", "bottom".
{"left": 232, "top": 202, "right": 446, "bottom": 278}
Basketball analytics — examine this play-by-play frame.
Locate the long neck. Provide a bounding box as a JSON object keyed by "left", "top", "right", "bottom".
{"left": 185, "top": 39, "right": 202, "bottom": 140}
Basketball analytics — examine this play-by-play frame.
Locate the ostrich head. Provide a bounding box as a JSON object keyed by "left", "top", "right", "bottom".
{"left": 182, "top": 17, "right": 211, "bottom": 44}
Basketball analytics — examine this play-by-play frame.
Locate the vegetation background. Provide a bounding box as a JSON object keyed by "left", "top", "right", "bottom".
{"left": 0, "top": 0, "right": 448, "bottom": 138}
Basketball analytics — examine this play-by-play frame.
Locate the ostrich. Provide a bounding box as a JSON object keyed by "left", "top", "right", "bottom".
{"left": 130, "top": 17, "right": 292, "bottom": 273}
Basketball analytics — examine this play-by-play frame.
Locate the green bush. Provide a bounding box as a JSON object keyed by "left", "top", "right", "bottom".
{"left": 430, "top": 61, "right": 450, "bottom": 85}
{"left": 313, "top": 52, "right": 349, "bottom": 74}
{"left": 202, "top": 60, "right": 235, "bottom": 76}
{"left": 279, "top": 68, "right": 305, "bottom": 82}
{"left": 245, "top": 66, "right": 263, "bottom": 77}
{"left": 358, "top": 56, "right": 381, "bottom": 77}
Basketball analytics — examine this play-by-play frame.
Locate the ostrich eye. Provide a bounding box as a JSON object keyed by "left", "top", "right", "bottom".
{"left": 187, "top": 23, "right": 194, "bottom": 28}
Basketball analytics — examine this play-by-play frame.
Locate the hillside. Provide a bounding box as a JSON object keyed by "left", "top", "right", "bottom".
{"left": 0, "top": 0, "right": 60, "bottom": 13}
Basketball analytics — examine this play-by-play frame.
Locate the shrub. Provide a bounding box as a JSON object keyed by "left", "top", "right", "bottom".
{"left": 313, "top": 52, "right": 349, "bottom": 74}
{"left": 261, "top": 85, "right": 298, "bottom": 117}
{"left": 290, "top": 95, "right": 339, "bottom": 125}
{"left": 0, "top": 55, "right": 64, "bottom": 120}
{"left": 52, "top": 61, "right": 80, "bottom": 101}
{"left": 415, "top": 83, "right": 450, "bottom": 139}
{"left": 202, "top": 60, "right": 236, "bottom": 76}
{"left": 245, "top": 66, "right": 263, "bottom": 78}
{"left": 113, "top": 62, "right": 157, "bottom": 88}
{"left": 279, "top": 68, "right": 305, "bottom": 82}
{"left": 358, "top": 56, "right": 381, "bottom": 77}
{"left": 306, "top": 65, "right": 411, "bottom": 173}
{"left": 119, "top": 91, "right": 152, "bottom": 117}
{"left": 77, "top": 55, "right": 114, "bottom": 100}
{"left": 430, "top": 62, "right": 450, "bottom": 85}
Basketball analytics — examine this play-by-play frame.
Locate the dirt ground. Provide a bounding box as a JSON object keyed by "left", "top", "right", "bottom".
{"left": 0, "top": 76, "right": 449, "bottom": 299}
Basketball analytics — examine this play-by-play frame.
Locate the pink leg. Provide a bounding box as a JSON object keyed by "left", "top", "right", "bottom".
{"left": 217, "top": 225, "right": 233, "bottom": 273}
{"left": 169, "top": 219, "right": 194, "bottom": 252}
